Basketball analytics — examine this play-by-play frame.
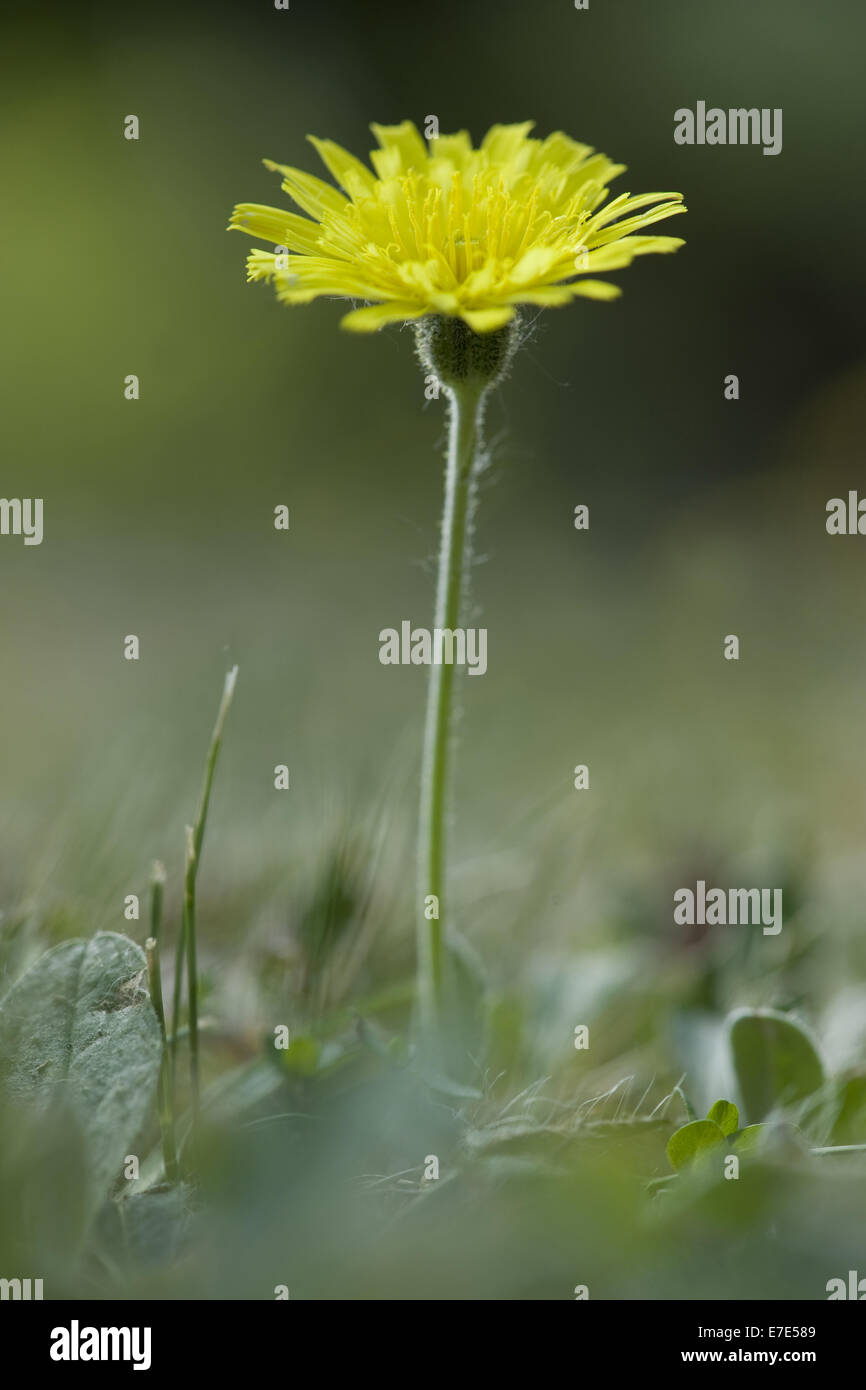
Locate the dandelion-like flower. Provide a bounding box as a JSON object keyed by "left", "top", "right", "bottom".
{"left": 228, "top": 119, "right": 687, "bottom": 1044}
{"left": 229, "top": 120, "right": 686, "bottom": 333}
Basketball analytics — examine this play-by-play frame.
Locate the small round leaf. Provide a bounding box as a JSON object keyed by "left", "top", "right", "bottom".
{"left": 666, "top": 1119, "right": 726, "bottom": 1171}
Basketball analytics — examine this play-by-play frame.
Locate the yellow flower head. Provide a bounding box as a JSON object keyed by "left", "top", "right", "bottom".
{"left": 229, "top": 120, "right": 686, "bottom": 334}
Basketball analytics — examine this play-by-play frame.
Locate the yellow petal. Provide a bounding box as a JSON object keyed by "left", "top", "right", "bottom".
{"left": 460, "top": 307, "right": 516, "bottom": 333}
{"left": 246, "top": 250, "right": 278, "bottom": 282}
{"left": 340, "top": 301, "right": 428, "bottom": 332}
{"left": 263, "top": 160, "right": 348, "bottom": 220}
{"left": 589, "top": 190, "right": 684, "bottom": 232}
{"left": 369, "top": 121, "right": 428, "bottom": 179}
{"left": 506, "top": 286, "right": 575, "bottom": 307}
{"left": 534, "top": 131, "right": 594, "bottom": 171}
{"left": 509, "top": 244, "right": 564, "bottom": 286}
{"left": 585, "top": 200, "right": 687, "bottom": 249}
{"left": 480, "top": 122, "right": 535, "bottom": 165}
{"left": 229, "top": 203, "right": 322, "bottom": 254}
{"left": 569, "top": 280, "right": 622, "bottom": 300}
{"left": 307, "top": 136, "right": 377, "bottom": 200}
{"left": 427, "top": 131, "right": 473, "bottom": 170}
{"left": 620, "top": 234, "right": 686, "bottom": 255}
{"left": 585, "top": 236, "right": 685, "bottom": 272}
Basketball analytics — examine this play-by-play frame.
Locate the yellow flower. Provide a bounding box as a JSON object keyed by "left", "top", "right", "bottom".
{"left": 229, "top": 120, "right": 686, "bottom": 334}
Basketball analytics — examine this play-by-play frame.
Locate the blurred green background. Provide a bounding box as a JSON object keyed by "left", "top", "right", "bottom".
{"left": 2, "top": 0, "right": 866, "bottom": 1067}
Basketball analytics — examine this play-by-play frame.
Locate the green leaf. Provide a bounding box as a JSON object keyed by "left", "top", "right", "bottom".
{"left": 728, "top": 1008, "right": 824, "bottom": 1123}
{"left": 116, "top": 1185, "right": 194, "bottom": 1267}
{"left": 830, "top": 1075, "right": 866, "bottom": 1146}
{"left": 666, "top": 1119, "right": 725, "bottom": 1171}
{"left": 0, "top": 933, "right": 162, "bottom": 1216}
{"left": 706, "top": 1098, "right": 739, "bottom": 1136}
{"left": 733, "top": 1123, "right": 766, "bottom": 1152}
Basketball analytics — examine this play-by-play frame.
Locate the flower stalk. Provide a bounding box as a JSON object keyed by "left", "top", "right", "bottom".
{"left": 414, "top": 316, "right": 519, "bottom": 1036}
{"left": 416, "top": 378, "right": 484, "bottom": 1031}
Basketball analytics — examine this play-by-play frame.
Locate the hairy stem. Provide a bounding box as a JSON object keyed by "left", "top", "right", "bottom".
{"left": 417, "top": 380, "right": 485, "bottom": 1034}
